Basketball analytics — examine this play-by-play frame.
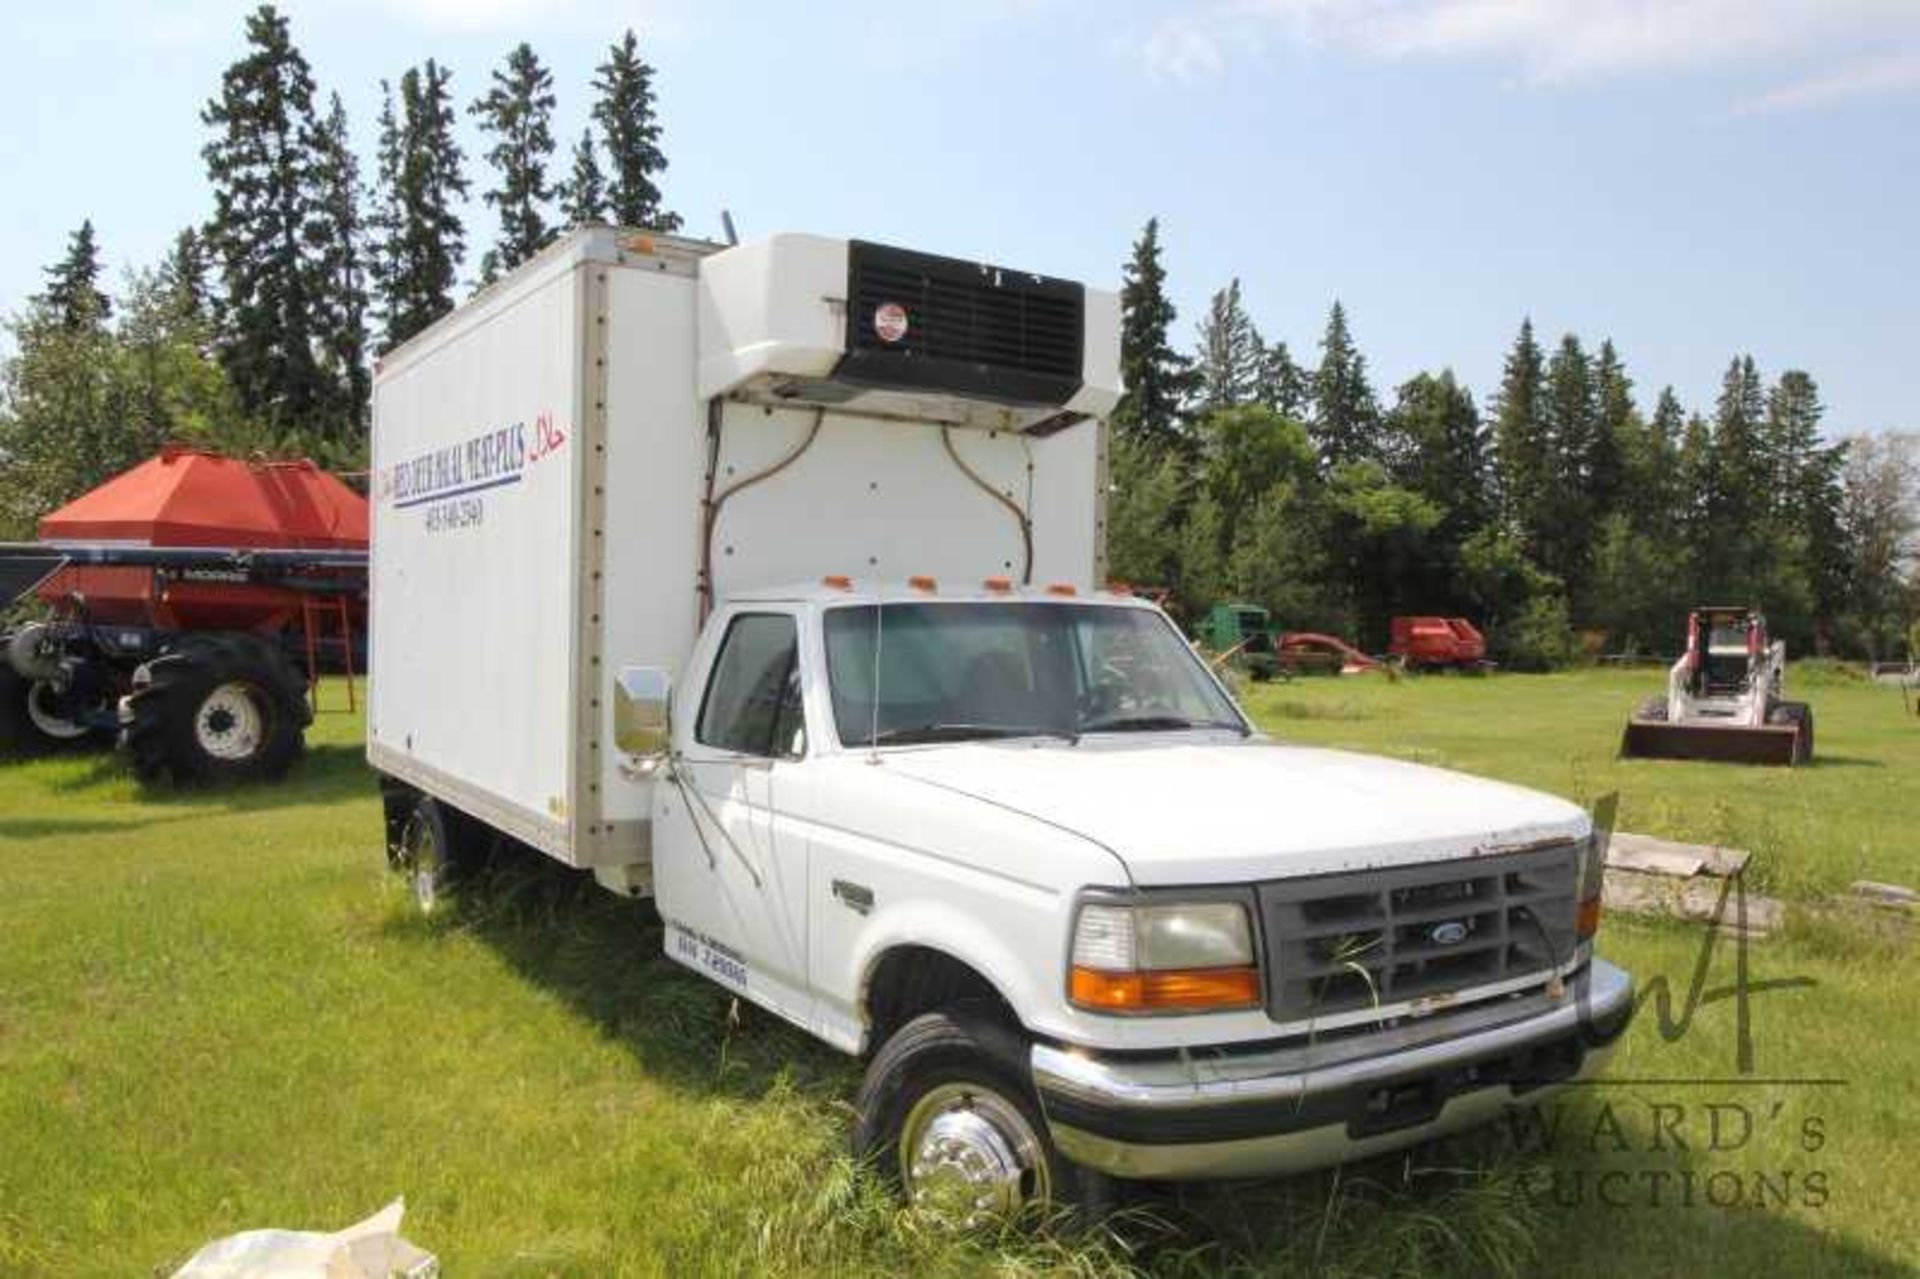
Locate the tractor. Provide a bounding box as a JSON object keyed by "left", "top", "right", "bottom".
{"left": 1199, "top": 602, "right": 1284, "bottom": 681}
{"left": 1620, "top": 606, "right": 1812, "bottom": 765}
{"left": 0, "top": 449, "right": 367, "bottom": 784}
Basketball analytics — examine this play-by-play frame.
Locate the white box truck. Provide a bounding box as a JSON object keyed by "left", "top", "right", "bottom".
{"left": 370, "top": 226, "right": 1632, "bottom": 1220}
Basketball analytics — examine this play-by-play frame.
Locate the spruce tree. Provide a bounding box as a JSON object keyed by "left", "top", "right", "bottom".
{"left": 1492, "top": 319, "right": 1548, "bottom": 537}
{"left": 472, "top": 42, "right": 558, "bottom": 279}
{"left": 1625, "top": 384, "right": 1686, "bottom": 535}
{"left": 1194, "top": 279, "right": 1263, "bottom": 415}
{"left": 1387, "top": 369, "right": 1490, "bottom": 543}
{"left": 1540, "top": 333, "right": 1596, "bottom": 593}
{"left": 1257, "top": 341, "right": 1310, "bottom": 420}
{"left": 1766, "top": 370, "right": 1824, "bottom": 519}
{"left": 1589, "top": 339, "right": 1632, "bottom": 523}
{"left": 1308, "top": 300, "right": 1378, "bottom": 468}
{"left": 157, "top": 228, "right": 211, "bottom": 331}
{"left": 1711, "top": 354, "right": 1769, "bottom": 526}
{"left": 1113, "top": 218, "right": 1192, "bottom": 454}
{"left": 560, "top": 127, "right": 608, "bottom": 227}
{"left": 312, "top": 91, "right": 370, "bottom": 436}
{"left": 592, "top": 30, "right": 680, "bottom": 232}
{"left": 372, "top": 61, "right": 469, "bottom": 349}
{"left": 201, "top": 3, "right": 331, "bottom": 435}
{"left": 39, "top": 220, "right": 112, "bottom": 331}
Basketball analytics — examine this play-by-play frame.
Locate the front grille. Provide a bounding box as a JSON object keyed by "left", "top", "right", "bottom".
{"left": 1256, "top": 844, "right": 1581, "bottom": 1022}
{"left": 836, "top": 241, "right": 1084, "bottom": 407}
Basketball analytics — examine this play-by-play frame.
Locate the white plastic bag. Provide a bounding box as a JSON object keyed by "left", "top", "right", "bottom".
{"left": 170, "top": 1198, "right": 438, "bottom": 1279}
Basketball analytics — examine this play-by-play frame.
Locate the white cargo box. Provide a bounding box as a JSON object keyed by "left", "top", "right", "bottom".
{"left": 369, "top": 227, "right": 1119, "bottom": 884}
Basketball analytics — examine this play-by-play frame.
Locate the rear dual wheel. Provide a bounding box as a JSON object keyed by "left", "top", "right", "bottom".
{"left": 388, "top": 795, "right": 491, "bottom": 914}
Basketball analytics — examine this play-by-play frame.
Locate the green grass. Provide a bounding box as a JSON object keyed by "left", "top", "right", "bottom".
{"left": 0, "top": 670, "right": 1914, "bottom": 1276}
{"left": 1240, "top": 665, "right": 1920, "bottom": 900}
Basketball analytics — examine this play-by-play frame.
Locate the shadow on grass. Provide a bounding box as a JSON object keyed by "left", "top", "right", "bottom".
{"left": 0, "top": 812, "right": 206, "bottom": 839}
{"left": 1803, "top": 754, "right": 1883, "bottom": 769}
{"left": 385, "top": 848, "right": 855, "bottom": 1109}
{"left": 45, "top": 742, "right": 377, "bottom": 810}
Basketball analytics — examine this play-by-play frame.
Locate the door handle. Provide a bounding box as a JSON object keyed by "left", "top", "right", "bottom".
{"left": 831, "top": 879, "right": 874, "bottom": 915}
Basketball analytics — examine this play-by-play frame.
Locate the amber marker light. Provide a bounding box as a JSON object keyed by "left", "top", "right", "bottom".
{"left": 1069, "top": 965, "right": 1261, "bottom": 1013}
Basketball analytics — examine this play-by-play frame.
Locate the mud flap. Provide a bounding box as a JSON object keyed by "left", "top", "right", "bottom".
{"left": 1619, "top": 718, "right": 1803, "bottom": 766}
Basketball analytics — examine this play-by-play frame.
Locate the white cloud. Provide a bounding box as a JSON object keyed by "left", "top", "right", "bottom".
{"left": 1138, "top": 0, "right": 1920, "bottom": 110}
{"left": 1735, "top": 49, "right": 1920, "bottom": 115}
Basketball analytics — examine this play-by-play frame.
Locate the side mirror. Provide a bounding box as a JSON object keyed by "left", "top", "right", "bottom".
{"left": 614, "top": 666, "right": 672, "bottom": 757}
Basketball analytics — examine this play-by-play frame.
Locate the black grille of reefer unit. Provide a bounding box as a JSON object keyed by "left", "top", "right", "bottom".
{"left": 836, "top": 241, "right": 1085, "bottom": 408}
{"left": 1256, "top": 843, "right": 1583, "bottom": 1023}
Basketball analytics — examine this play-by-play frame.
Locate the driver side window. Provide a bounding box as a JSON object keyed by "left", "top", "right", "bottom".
{"left": 697, "top": 613, "right": 806, "bottom": 758}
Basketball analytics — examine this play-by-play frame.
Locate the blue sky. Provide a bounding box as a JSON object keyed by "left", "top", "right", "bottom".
{"left": 3, "top": 0, "right": 1916, "bottom": 433}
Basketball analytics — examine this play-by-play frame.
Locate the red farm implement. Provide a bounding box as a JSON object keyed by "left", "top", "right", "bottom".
{"left": 0, "top": 448, "right": 367, "bottom": 783}
{"left": 1388, "top": 616, "right": 1488, "bottom": 672}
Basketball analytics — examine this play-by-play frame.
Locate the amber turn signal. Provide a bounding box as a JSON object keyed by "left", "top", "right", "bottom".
{"left": 1575, "top": 895, "right": 1603, "bottom": 939}
{"left": 1070, "top": 965, "right": 1261, "bottom": 1013}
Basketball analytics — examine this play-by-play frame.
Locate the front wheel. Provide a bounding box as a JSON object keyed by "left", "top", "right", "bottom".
{"left": 852, "top": 1008, "right": 1107, "bottom": 1226}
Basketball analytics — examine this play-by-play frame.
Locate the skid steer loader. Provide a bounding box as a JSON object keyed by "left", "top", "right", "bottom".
{"left": 1620, "top": 607, "right": 1813, "bottom": 765}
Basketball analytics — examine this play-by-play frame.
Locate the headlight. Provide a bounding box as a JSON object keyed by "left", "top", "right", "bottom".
{"left": 1069, "top": 900, "right": 1260, "bottom": 1014}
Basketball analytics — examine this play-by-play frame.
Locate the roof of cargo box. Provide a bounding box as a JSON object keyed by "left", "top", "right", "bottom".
{"left": 724, "top": 579, "right": 1155, "bottom": 609}
{"left": 37, "top": 447, "right": 368, "bottom": 549}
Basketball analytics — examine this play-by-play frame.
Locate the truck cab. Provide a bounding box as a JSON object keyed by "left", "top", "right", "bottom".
{"left": 627, "top": 579, "right": 1632, "bottom": 1219}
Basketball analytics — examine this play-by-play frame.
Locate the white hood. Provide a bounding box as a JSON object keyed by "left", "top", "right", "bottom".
{"left": 881, "top": 736, "right": 1588, "bottom": 885}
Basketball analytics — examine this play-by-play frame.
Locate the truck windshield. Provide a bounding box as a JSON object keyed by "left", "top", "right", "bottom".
{"left": 823, "top": 601, "right": 1246, "bottom": 747}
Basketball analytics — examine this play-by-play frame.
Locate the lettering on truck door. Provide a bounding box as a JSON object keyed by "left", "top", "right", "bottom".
{"left": 659, "top": 609, "right": 813, "bottom": 1025}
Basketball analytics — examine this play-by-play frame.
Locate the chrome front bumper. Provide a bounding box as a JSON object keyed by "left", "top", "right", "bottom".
{"left": 1031, "top": 958, "right": 1634, "bottom": 1181}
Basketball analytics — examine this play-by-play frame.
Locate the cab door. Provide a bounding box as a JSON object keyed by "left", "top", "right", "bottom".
{"left": 654, "top": 609, "right": 814, "bottom": 1026}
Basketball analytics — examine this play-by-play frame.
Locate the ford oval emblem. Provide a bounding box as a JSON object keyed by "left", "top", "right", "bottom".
{"left": 1429, "top": 920, "right": 1470, "bottom": 946}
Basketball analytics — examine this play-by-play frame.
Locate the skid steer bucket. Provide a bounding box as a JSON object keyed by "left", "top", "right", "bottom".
{"left": 1619, "top": 717, "right": 1804, "bottom": 766}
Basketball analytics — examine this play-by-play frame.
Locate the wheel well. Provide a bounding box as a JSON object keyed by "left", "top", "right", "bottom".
{"left": 863, "top": 946, "right": 1019, "bottom": 1052}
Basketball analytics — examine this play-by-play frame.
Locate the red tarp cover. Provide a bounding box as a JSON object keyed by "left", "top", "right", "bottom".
{"left": 37, "top": 448, "right": 367, "bottom": 549}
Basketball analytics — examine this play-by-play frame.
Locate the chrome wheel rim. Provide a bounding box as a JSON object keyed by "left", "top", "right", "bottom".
{"left": 195, "top": 682, "right": 265, "bottom": 761}
{"left": 25, "top": 681, "right": 90, "bottom": 740}
{"left": 900, "top": 1081, "right": 1048, "bottom": 1225}
{"left": 403, "top": 816, "right": 445, "bottom": 914}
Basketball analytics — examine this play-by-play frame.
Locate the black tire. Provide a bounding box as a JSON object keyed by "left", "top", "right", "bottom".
{"left": 1769, "top": 701, "right": 1814, "bottom": 764}
{"left": 852, "top": 1006, "right": 1114, "bottom": 1226}
{"left": 121, "top": 633, "right": 310, "bottom": 784}
{"left": 0, "top": 659, "right": 107, "bottom": 757}
{"left": 0, "top": 662, "right": 36, "bottom": 757}
{"left": 1633, "top": 694, "right": 1668, "bottom": 722}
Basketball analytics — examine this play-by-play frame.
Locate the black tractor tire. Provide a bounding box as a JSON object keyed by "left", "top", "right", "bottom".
{"left": 852, "top": 1006, "right": 1116, "bottom": 1227}
{"left": 1769, "top": 701, "right": 1814, "bottom": 765}
{"left": 122, "top": 633, "right": 311, "bottom": 785}
{"left": 0, "top": 660, "right": 105, "bottom": 757}
{"left": 1633, "top": 694, "right": 1669, "bottom": 722}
